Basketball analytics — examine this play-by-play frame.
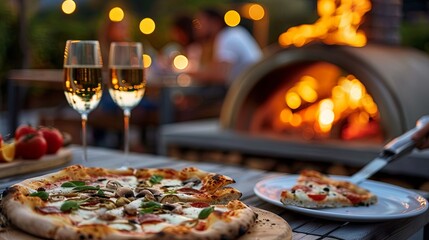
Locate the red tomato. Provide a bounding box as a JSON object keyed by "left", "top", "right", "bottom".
{"left": 16, "top": 133, "right": 47, "bottom": 159}
{"left": 307, "top": 193, "right": 327, "bottom": 201}
{"left": 39, "top": 127, "right": 64, "bottom": 154}
{"left": 343, "top": 192, "right": 362, "bottom": 205}
{"left": 195, "top": 221, "right": 206, "bottom": 231}
{"left": 15, "top": 125, "right": 38, "bottom": 140}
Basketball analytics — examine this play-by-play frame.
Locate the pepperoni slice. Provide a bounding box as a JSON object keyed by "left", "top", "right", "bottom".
{"left": 36, "top": 206, "right": 63, "bottom": 214}
{"left": 138, "top": 214, "right": 164, "bottom": 224}
{"left": 190, "top": 202, "right": 210, "bottom": 208}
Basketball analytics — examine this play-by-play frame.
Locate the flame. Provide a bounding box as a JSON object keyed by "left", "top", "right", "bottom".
{"left": 278, "top": 0, "right": 371, "bottom": 47}
{"left": 280, "top": 74, "right": 379, "bottom": 139}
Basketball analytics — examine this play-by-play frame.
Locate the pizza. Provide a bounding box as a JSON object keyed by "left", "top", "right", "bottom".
{"left": 1, "top": 165, "right": 256, "bottom": 240}
{"left": 280, "top": 170, "right": 377, "bottom": 208}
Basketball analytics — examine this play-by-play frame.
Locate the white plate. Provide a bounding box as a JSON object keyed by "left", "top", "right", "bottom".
{"left": 254, "top": 175, "right": 428, "bottom": 222}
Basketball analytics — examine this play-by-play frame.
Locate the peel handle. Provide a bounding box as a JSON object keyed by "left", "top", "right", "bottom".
{"left": 383, "top": 116, "right": 429, "bottom": 160}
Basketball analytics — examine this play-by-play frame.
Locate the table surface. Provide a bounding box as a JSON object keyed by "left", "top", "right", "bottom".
{"left": 1, "top": 146, "right": 428, "bottom": 240}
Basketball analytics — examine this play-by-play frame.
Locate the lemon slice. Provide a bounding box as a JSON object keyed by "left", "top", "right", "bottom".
{"left": 1, "top": 142, "right": 16, "bottom": 162}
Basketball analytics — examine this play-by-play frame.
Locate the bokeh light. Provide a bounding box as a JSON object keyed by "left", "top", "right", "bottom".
{"left": 109, "top": 7, "right": 124, "bottom": 22}
{"left": 139, "top": 18, "right": 156, "bottom": 34}
{"left": 224, "top": 10, "right": 241, "bottom": 27}
{"left": 62, "top": 0, "right": 76, "bottom": 15}
{"left": 248, "top": 4, "right": 265, "bottom": 20}
{"left": 142, "top": 54, "right": 152, "bottom": 68}
{"left": 173, "top": 55, "right": 189, "bottom": 70}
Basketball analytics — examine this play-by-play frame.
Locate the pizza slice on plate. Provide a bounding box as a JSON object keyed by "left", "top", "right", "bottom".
{"left": 280, "top": 170, "right": 377, "bottom": 208}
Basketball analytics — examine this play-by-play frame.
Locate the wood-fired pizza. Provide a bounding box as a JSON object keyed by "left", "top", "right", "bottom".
{"left": 280, "top": 170, "right": 377, "bottom": 208}
{"left": 1, "top": 165, "right": 256, "bottom": 240}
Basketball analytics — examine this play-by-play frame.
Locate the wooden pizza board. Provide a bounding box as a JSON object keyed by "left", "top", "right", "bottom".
{"left": 0, "top": 148, "right": 72, "bottom": 179}
{"left": 0, "top": 207, "right": 291, "bottom": 240}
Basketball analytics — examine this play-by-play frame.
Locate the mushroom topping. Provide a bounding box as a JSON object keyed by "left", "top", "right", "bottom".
{"left": 99, "top": 212, "right": 116, "bottom": 221}
{"left": 108, "top": 220, "right": 137, "bottom": 231}
{"left": 102, "top": 201, "right": 117, "bottom": 210}
{"left": 162, "top": 203, "right": 183, "bottom": 214}
{"left": 136, "top": 188, "right": 161, "bottom": 198}
{"left": 49, "top": 195, "right": 65, "bottom": 202}
{"left": 135, "top": 189, "right": 151, "bottom": 199}
{"left": 106, "top": 180, "right": 123, "bottom": 190}
{"left": 124, "top": 204, "right": 138, "bottom": 216}
{"left": 115, "top": 197, "right": 131, "bottom": 207}
{"left": 183, "top": 177, "right": 201, "bottom": 187}
{"left": 79, "top": 204, "right": 101, "bottom": 211}
{"left": 146, "top": 188, "right": 162, "bottom": 196}
{"left": 135, "top": 190, "right": 155, "bottom": 201}
{"left": 115, "top": 187, "right": 134, "bottom": 198}
{"left": 160, "top": 195, "right": 180, "bottom": 204}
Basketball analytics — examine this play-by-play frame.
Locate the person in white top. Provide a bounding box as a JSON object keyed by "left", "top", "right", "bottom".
{"left": 189, "top": 8, "right": 262, "bottom": 85}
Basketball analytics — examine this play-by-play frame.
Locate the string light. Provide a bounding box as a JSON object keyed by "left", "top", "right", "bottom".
{"left": 139, "top": 18, "right": 156, "bottom": 35}
{"left": 109, "top": 7, "right": 124, "bottom": 22}
{"left": 142, "top": 54, "right": 152, "bottom": 68}
{"left": 224, "top": 10, "right": 241, "bottom": 27}
{"left": 62, "top": 0, "right": 76, "bottom": 15}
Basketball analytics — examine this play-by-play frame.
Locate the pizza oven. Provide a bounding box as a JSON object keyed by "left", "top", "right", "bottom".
{"left": 220, "top": 43, "right": 429, "bottom": 144}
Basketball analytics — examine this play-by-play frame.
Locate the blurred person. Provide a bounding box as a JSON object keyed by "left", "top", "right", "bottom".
{"left": 170, "top": 15, "right": 202, "bottom": 72}
{"left": 189, "top": 7, "right": 262, "bottom": 85}
{"left": 159, "top": 15, "right": 202, "bottom": 73}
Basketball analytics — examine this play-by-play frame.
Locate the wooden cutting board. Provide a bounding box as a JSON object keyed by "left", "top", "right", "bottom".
{"left": 0, "top": 208, "right": 291, "bottom": 240}
{"left": 0, "top": 148, "right": 72, "bottom": 179}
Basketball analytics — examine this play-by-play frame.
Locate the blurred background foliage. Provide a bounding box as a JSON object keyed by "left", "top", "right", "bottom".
{"left": 0, "top": 0, "right": 428, "bottom": 109}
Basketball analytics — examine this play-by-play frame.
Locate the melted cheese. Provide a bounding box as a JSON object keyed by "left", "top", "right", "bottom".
{"left": 182, "top": 207, "right": 201, "bottom": 219}
{"left": 142, "top": 222, "right": 172, "bottom": 233}
{"left": 159, "top": 213, "right": 192, "bottom": 225}
{"left": 161, "top": 179, "right": 182, "bottom": 187}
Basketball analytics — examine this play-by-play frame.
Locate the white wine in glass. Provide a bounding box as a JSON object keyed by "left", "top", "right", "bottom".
{"left": 108, "top": 42, "right": 146, "bottom": 163}
{"left": 63, "top": 40, "right": 103, "bottom": 162}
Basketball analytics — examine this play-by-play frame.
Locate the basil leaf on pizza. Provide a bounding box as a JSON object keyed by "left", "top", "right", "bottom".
{"left": 140, "top": 201, "right": 162, "bottom": 213}
{"left": 60, "top": 200, "right": 80, "bottom": 212}
{"left": 149, "top": 174, "right": 163, "bottom": 184}
{"left": 61, "top": 181, "right": 85, "bottom": 187}
{"left": 29, "top": 191, "right": 49, "bottom": 201}
{"left": 198, "top": 206, "right": 214, "bottom": 219}
{"left": 72, "top": 185, "right": 100, "bottom": 192}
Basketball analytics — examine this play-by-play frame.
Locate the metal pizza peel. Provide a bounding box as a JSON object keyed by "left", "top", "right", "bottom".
{"left": 349, "top": 115, "right": 429, "bottom": 184}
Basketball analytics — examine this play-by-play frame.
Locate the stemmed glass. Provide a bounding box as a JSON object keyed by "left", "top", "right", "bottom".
{"left": 63, "top": 40, "right": 103, "bottom": 162}
{"left": 108, "top": 42, "right": 146, "bottom": 164}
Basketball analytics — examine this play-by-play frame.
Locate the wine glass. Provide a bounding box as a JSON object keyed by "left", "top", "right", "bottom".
{"left": 63, "top": 40, "right": 103, "bottom": 162}
{"left": 108, "top": 42, "right": 146, "bottom": 164}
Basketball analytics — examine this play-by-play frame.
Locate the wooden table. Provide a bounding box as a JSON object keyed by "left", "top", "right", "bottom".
{"left": 1, "top": 146, "right": 428, "bottom": 240}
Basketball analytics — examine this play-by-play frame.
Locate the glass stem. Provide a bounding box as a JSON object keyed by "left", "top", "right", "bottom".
{"left": 81, "top": 113, "right": 88, "bottom": 162}
{"left": 124, "top": 109, "right": 131, "bottom": 156}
